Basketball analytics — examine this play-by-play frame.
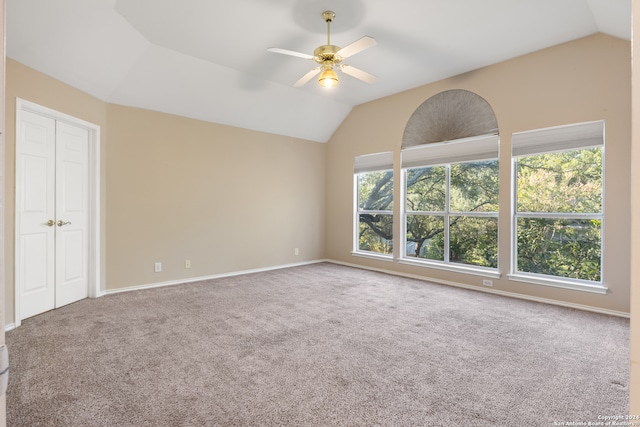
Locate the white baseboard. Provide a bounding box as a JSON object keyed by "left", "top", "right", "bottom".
{"left": 327, "top": 259, "right": 630, "bottom": 319}
{"left": 4, "top": 323, "right": 16, "bottom": 332}
{"left": 105, "top": 260, "right": 327, "bottom": 296}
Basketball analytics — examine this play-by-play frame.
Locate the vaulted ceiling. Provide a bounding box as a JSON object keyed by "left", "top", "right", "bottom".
{"left": 6, "top": 0, "right": 631, "bottom": 142}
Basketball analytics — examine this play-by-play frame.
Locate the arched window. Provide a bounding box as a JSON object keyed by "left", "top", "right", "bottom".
{"left": 400, "top": 90, "right": 500, "bottom": 275}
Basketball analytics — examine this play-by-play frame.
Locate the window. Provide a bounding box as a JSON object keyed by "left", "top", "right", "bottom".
{"left": 401, "top": 134, "right": 499, "bottom": 272}
{"left": 511, "top": 121, "right": 605, "bottom": 292}
{"left": 354, "top": 152, "right": 394, "bottom": 257}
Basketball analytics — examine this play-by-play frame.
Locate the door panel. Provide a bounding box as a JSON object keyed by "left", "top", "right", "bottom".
{"left": 17, "top": 111, "right": 56, "bottom": 319}
{"left": 21, "top": 234, "right": 50, "bottom": 293}
{"left": 22, "top": 155, "right": 50, "bottom": 212}
{"left": 55, "top": 121, "right": 89, "bottom": 308}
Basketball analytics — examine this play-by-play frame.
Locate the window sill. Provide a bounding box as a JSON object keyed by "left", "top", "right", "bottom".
{"left": 507, "top": 273, "right": 608, "bottom": 295}
{"left": 351, "top": 251, "right": 395, "bottom": 262}
{"left": 397, "top": 257, "right": 501, "bottom": 279}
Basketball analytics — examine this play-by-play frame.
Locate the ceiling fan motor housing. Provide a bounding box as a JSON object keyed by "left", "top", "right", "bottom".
{"left": 314, "top": 45, "right": 343, "bottom": 68}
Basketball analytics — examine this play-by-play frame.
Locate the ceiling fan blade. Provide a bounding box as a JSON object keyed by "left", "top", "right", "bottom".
{"left": 293, "top": 68, "right": 321, "bottom": 87}
{"left": 336, "top": 36, "right": 377, "bottom": 59}
{"left": 267, "top": 47, "right": 314, "bottom": 60}
{"left": 340, "top": 65, "right": 377, "bottom": 84}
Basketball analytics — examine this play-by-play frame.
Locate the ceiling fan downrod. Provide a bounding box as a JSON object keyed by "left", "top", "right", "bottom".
{"left": 322, "top": 10, "right": 335, "bottom": 46}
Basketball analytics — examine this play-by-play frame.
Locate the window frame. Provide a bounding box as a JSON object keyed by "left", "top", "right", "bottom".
{"left": 352, "top": 152, "right": 395, "bottom": 260}
{"left": 508, "top": 121, "right": 607, "bottom": 294}
{"left": 399, "top": 134, "right": 501, "bottom": 278}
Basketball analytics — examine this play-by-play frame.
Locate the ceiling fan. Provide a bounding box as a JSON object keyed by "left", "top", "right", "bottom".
{"left": 268, "top": 10, "right": 377, "bottom": 88}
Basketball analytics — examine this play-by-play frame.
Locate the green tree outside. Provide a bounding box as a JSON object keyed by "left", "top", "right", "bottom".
{"left": 357, "top": 146, "right": 602, "bottom": 282}
{"left": 357, "top": 170, "right": 393, "bottom": 254}
{"left": 516, "top": 148, "right": 602, "bottom": 281}
{"left": 405, "top": 161, "right": 499, "bottom": 267}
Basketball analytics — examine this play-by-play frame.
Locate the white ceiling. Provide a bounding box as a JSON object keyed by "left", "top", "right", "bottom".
{"left": 6, "top": 0, "right": 631, "bottom": 143}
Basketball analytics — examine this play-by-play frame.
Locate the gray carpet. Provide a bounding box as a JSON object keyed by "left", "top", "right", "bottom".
{"left": 6, "top": 262, "right": 629, "bottom": 426}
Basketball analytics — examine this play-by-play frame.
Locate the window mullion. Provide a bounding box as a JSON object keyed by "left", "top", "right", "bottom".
{"left": 516, "top": 212, "right": 602, "bottom": 219}
{"left": 359, "top": 209, "right": 394, "bottom": 215}
{"left": 444, "top": 164, "right": 451, "bottom": 263}
{"left": 400, "top": 169, "right": 407, "bottom": 259}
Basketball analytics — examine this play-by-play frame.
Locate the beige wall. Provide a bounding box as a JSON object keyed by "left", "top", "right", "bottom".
{"left": 630, "top": 0, "right": 639, "bottom": 414}
{"left": 326, "top": 33, "right": 631, "bottom": 314}
{"left": 105, "top": 104, "right": 325, "bottom": 290}
{"left": 0, "top": 0, "right": 5, "bottom": 424}
{"left": 4, "top": 58, "right": 325, "bottom": 322}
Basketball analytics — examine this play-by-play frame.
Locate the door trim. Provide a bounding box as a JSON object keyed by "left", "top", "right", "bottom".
{"left": 14, "top": 98, "right": 102, "bottom": 327}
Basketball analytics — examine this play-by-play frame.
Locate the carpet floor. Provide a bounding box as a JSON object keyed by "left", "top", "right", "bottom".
{"left": 6, "top": 263, "right": 629, "bottom": 426}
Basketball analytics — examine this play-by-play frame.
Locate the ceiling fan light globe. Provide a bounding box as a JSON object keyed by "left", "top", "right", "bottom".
{"left": 318, "top": 68, "right": 339, "bottom": 88}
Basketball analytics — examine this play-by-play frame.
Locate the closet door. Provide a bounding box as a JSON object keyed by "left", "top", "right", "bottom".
{"left": 17, "top": 111, "right": 89, "bottom": 320}
{"left": 54, "top": 121, "right": 89, "bottom": 308}
{"left": 17, "top": 111, "right": 56, "bottom": 319}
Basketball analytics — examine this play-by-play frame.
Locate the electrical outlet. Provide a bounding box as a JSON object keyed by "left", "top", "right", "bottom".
{"left": 482, "top": 279, "right": 493, "bottom": 287}
{"left": 294, "top": 248, "right": 299, "bottom": 256}
{"left": 154, "top": 262, "right": 162, "bottom": 273}
{"left": 185, "top": 259, "right": 191, "bottom": 269}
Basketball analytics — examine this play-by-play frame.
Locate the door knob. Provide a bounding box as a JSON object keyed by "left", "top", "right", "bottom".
{"left": 57, "top": 220, "right": 71, "bottom": 227}
{"left": 46, "top": 219, "right": 55, "bottom": 227}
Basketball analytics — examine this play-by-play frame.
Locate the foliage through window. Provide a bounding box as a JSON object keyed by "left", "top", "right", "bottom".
{"left": 512, "top": 121, "right": 604, "bottom": 284}
{"left": 354, "top": 153, "right": 394, "bottom": 256}
{"left": 401, "top": 135, "right": 500, "bottom": 270}
{"left": 352, "top": 122, "right": 604, "bottom": 292}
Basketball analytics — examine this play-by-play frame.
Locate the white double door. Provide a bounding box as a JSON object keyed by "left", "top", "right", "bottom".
{"left": 17, "top": 110, "right": 89, "bottom": 320}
